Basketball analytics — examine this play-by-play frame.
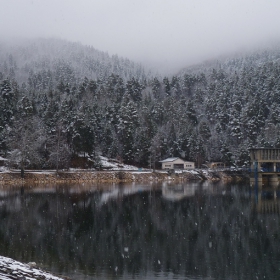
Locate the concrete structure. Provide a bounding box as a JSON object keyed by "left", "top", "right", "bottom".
{"left": 250, "top": 148, "right": 280, "bottom": 186}
{"left": 159, "top": 157, "right": 195, "bottom": 170}
{"left": 252, "top": 187, "right": 280, "bottom": 213}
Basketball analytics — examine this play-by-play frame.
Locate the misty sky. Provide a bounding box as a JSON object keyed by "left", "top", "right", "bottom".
{"left": 1, "top": 0, "right": 280, "bottom": 73}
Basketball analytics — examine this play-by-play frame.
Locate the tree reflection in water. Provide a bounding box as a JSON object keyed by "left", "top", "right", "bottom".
{"left": 0, "top": 182, "right": 280, "bottom": 280}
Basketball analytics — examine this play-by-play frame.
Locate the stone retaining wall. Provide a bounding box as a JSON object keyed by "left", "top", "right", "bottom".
{"left": 0, "top": 170, "right": 249, "bottom": 187}
{"left": 0, "top": 171, "right": 171, "bottom": 186}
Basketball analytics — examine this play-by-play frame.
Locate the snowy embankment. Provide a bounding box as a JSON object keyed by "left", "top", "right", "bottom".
{"left": 0, "top": 256, "right": 67, "bottom": 280}
{"left": 0, "top": 157, "right": 249, "bottom": 185}
{"left": 99, "top": 156, "right": 140, "bottom": 170}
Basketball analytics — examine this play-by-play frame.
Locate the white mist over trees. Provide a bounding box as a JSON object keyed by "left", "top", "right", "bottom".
{"left": 1, "top": 38, "right": 280, "bottom": 169}
{"left": 2, "top": 0, "right": 280, "bottom": 74}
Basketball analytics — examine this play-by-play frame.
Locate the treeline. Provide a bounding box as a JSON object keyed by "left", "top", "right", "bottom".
{"left": 1, "top": 39, "right": 280, "bottom": 169}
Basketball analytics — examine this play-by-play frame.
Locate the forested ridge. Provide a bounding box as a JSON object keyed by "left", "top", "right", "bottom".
{"left": 1, "top": 38, "right": 280, "bottom": 169}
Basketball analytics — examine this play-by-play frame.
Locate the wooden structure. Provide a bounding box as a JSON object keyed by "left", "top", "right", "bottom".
{"left": 250, "top": 148, "right": 280, "bottom": 186}
{"left": 205, "top": 162, "right": 225, "bottom": 169}
{"left": 159, "top": 157, "right": 195, "bottom": 170}
{"left": 0, "top": 156, "right": 7, "bottom": 166}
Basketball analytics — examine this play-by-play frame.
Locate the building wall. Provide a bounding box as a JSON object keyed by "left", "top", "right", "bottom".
{"left": 250, "top": 148, "right": 280, "bottom": 172}
{"left": 184, "top": 162, "right": 195, "bottom": 169}
{"left": 162, "top": 163, "right": 173, "bottom": 169}
{"left": 250, "top": 149, "right": 280, "bottom": 162}
{"left": 162, "top": 159, "right": 194, "bottom": 169}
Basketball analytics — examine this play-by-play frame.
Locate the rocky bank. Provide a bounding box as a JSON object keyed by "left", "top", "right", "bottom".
{"left": 0, "top": 169, "right": 249, "bottom": 186}
{"left": 0, "top": 256, "right": 69, "bottom": 280}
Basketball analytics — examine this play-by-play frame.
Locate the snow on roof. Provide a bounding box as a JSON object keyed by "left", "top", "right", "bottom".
{"left": 159, "top": 158, "right": 195, "bottom": 164}
{"left": 159, "top": 157, "right": 180, "bottom": 163}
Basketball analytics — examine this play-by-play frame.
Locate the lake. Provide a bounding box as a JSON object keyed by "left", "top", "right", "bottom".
{"left": 0, "top": 181, "right": 280, "bottom": 280}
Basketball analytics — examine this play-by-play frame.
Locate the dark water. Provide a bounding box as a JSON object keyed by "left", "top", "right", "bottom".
{"left": 0, "top": 181, "right": 280, "bottom": 279}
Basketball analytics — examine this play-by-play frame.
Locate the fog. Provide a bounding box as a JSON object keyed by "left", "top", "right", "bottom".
{"left": 1, "top": 0, "right": 280, "bottom": 73}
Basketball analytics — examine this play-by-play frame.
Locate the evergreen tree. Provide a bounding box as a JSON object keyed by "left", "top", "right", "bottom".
{"left": 163, "top": 77, "right": 171, "bottom": 96}
{"left": 117, "top": 98, "right": 139, "bottom": 163}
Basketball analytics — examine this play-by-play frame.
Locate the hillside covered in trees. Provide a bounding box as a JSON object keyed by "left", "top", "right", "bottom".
{"left": 1, "top": 38, "right": 280, "bottom": 169}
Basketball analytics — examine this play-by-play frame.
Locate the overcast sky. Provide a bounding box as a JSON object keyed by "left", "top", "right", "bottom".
{"left": 1, "top": 0, "right": 280, "bottom": 73}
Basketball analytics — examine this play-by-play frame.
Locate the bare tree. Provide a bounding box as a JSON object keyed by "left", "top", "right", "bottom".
{"left": 7, "top": 117, "right": 46, "bottom": 177}
{"left": 47, "top": 122, "right": 71, "bottom": 172}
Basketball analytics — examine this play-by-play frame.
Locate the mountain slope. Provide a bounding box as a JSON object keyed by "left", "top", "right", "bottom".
{"left": 1, "top": 38, "right": 280, "bottom": 169}
{"left": 0, "top": 37, "right": 149, "bottom": 87}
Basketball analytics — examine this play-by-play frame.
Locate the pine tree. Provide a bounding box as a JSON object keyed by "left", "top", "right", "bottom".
{"left": 163, "top": 77, "right": 171, "bottom": 96}
{"left": 117, "top": 98, "right": 139, "bottom": 163}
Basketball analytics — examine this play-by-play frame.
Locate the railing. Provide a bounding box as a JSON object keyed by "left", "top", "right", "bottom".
{"left": 249, "top": 168, "right": 280, "bottom": 172}
{"left": 261, "top": 168, "right": 274, "bottom": 172}
{"left": 259, "top": 168, "right": 280, "bottom": 172}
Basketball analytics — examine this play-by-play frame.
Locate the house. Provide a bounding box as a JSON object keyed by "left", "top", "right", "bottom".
{"left": 159, "top": 157, "right": 195, "bottom": 170}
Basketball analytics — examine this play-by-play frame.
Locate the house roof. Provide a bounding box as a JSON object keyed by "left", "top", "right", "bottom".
{"left": 159, "top": 157, "right": 181, "bottom": 163}
{"left": 159, "top": 158, "right": 195, "bottom": 164}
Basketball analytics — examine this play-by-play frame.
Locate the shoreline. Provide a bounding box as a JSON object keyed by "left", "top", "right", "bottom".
{"left": 0, "top": 169, "right": 249, "bottom": 186}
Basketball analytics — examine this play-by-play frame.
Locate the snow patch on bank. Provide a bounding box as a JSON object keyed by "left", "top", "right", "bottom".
{"left": 99, "top": 156, "right": 142, "bottom": 170}
{"left": 0, "top": 255, "right": 65, "bottom": 280}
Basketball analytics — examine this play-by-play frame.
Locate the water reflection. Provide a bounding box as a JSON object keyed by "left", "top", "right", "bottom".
{"left": 162, "top": 181, "right": 230, "bottom": 201}
{"left": 0, "top": 182, "right": 280, "bottom": 279}
{"left": 251, "top": 183, "right": 280, "bottom": 214}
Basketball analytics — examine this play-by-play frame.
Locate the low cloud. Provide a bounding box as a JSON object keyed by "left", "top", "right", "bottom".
{"left": 1, "top": 0, "right": 280, "bottom": 73}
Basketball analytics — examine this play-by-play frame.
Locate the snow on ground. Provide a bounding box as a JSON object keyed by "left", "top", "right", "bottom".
{"left": 0, "top": 155, "right": 222, "bottom": 176}
{"left": 175, "top": 169, "right": 200, "bottom": 175}
{"left": 131, "top": 171, "right": 152, "bottom": 173}
{"left": 0, "top": 255, "right": 65, "bottom": 280}
{"left": 99, "top": 156, "right": 142, "bottom": 170}
{"left": 0, "top": 166, "right": 8, "bottom": 172}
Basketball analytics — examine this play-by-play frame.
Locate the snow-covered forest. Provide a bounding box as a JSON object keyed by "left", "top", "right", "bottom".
{"left": 1, "top": 38, "right": 280, "bottom": 169}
